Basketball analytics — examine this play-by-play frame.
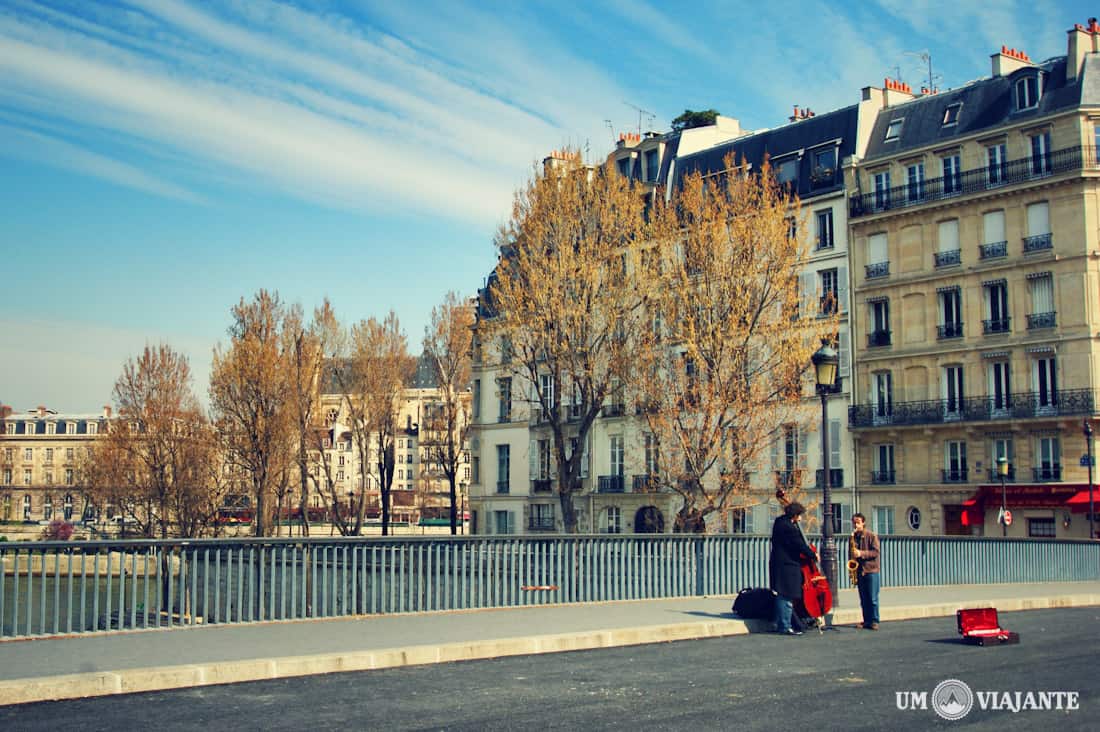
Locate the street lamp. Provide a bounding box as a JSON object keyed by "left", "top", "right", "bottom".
{"left": 811, "top": 342, "right": 839, "bottom": 605}
{"left": 996, "top": 456, "right": 1008, "bottom": 538}
{"left": 1084, "top": 420, "right": 1095, "bottom": 540}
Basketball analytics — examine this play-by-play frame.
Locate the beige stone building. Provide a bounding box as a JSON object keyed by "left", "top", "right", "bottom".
{"left": 847, "top": 22, "right": 1100, "bottom": 538}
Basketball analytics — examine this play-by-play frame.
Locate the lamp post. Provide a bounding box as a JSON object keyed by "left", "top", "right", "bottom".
{"left": 1085, "top": 420, "right": 1095, "bottom": 540}
{"left": 811, "top": 342, "right": 839, "bottom": 604}
{"left": 996, "top": 456, "right": 1008, "bottom": 538}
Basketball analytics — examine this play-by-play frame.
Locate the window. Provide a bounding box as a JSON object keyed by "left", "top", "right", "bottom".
{"left": 942, "top": 103, "right": 962, "bottom": 126}
{"left": 496, "top": 444, "right": 510, "bottom": 493}
{"left": 944, "top": 441, "right": 968, "bottom": 482}
{"left": 539, "top": 373, "right": 554, "bottom": 419}
{"left": 472, "top": 379, "right": 480, "bottom": 420}
{"left": 23, "top": 469, "right": 31, "bottom": 485}
{"left": 815, "top": 209, "right": 834, "bottom": 249}
{"left": 987, "top": 143, "right": 1007, "bottom": 185}
{"left": 4, "top": 423, "right": 13, "bottom": 435}
{"left": 1015, "top": 75, "right": 1039, "bottom": 110}
{"left": 942, "top": 365, "right": 964, "bottom": 418}
{"left": 604, "top": 506, "right": 622, "bottom": 534}
{"left": 1037, "top": 436, "right": 1061, "bottom": 480}
{"left": 989, "top": 361, "right": 1012, "bottom": 414}
{"left": 991, "top": 437, "right": 1014, "bottom": 480}
{"left": 818, "top": 269, "right": 838, "bottom": 314}
{"left": 1, "top": 494, "right": 8, "bottom": 521}
{"left": 729, "top": 507, "right": 754, "bottom": 534}
{"left": 46, "top": 422, "right": 55, "bottom": 435}
{"left": 610, "top": 435, "right": 624, "bottom": 476}
{"left": 2, "top": 469, "right": 10, "bottom": 486}
{"left": 1030, "top": 130, "right": 1051, "bottom": 175}
{"left": 65, "top": 447, "right": 74, "bottom": 461}
{"left": 43, "top": 495, "right": 52, "bottom": 520}
{"left": 812, "top": 147, "right": 836, "bottom": 175}
{"left": 3, "top": 447, "right": 10, "bottom": 461}
{"left": 87, "top": 422, "right": 97, "bottom": 435}
{"left": 44, "top": 471, "right": 53, "bottom": 485}
{"left": 984, "top": 279, "right": 1010, "bottom": 333}
{"left": 24, "top": 422, "right": 35, "bottom": 435}
{"left": 981, "top": 210, "right": 1006, "bottom": 258}
{"left": 938, "top": 287, "right": 963, "bottom": 339}
{"left": 1026, "top": 201, "right": 1050, "bottom": 238}
{"left": 935, "top": 219, "right": 960, "bottom": 267}
{"left": 872, "top": 506, "right": 895, "bottom": 535}
{"left": 23, "top": 494, "right": 31, "bottom": 520}
{"left": 869, "top": 299, "right": 890, "bottom": 347}
{"left": 884, "top": 119, "right": 903, "bottom": 141}
{"left": 873, "top": 171, "right": 891, "bottom": 210}
{"left": 775, "top": 157, "right": 798, "bottom": 186}
{"left": 873, "top": 444, "right": 895, "bottom": 483}
{"left": 63, "top": 494, "right": 73, "bottom": 521}
{"left": 493, "top": 510, "right": 514, "bottom": 535}
{"left": 1034, "top": 356, "right": 1058, "bottom": 411}
{"left": 530, "top": 503, "right": 554, "bottom": 530}
{"left": 65, "top": 468, "right": 74, "bottom": 485}
{"left": 471, "top": 456, "right": 480, "bottom": 483}
{"left": 872, "top": 371, "right": 893, "bottom": 422}
{"left": 941, "top": 154, "right": 961, "bottom": 195}
{"left": 866, "top": 233, "right": 888, "bottom": 278}
{"left": 537, "top": 439, "right": 551, "bottom": 480}
{"left": 23, "top": 448, "right": 32, "bottom": 462}
{"left": 907, "top": 507, "right": 922, "bottom": 531}
{"left": 645, "top": 149, "right": 659, "bottom": 183}
{"left": 497, "top": 377, "right": 511, "bottom": 422}
{"left": 617, "top": 158, "right": 630, "bottom": 178}
{"left": 644, "top": 433, "right": 659, "bottom": 476}
{"left": 906, "top": 162, "right": 924, "bottom": 202}
{"left": 1027, "top": 274, "right": 1055, "bottom": 329}
{"left": 1028, "top": 517, "right": 1056, "bottom": 537}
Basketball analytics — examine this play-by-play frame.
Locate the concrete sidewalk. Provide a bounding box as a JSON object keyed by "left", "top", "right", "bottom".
{"left": 2, "top": 581, "right": 1098, "bottom": 706}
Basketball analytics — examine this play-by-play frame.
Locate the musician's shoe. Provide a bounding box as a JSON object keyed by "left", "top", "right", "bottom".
{"left": 862, "top": 623, "right": 879, "bottom": 630}
{"left": 779, "top": 629, "right": 803, "bottom": 636}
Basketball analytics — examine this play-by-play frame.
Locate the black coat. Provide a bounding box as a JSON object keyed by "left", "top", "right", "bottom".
{"left": 769, "top": 515, "right": 816, "bottom": 601}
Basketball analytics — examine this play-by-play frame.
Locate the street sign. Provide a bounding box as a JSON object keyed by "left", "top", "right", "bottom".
{"left": 1003, "top": 509, "right": 1013, "bottom": 527}
{"left": 1081, "top": 455, "right": 1095, "bottom": 467}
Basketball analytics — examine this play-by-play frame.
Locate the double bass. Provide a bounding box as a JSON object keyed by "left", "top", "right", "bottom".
{"left": 775, "top": 488, "right": 833, "bottom": 624}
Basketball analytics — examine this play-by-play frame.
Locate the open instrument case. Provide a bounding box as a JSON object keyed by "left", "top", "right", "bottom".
{"left": 956, "top": 607, "right": 1020, "bottom": 646}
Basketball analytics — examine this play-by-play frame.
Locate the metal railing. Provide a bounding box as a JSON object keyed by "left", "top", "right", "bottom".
{"left": 937, "top": 322, "right": 964, "bottom": 339}
{"left": 849, "top": 145, "right": 1099, "bottom": 218}
{"left": 870, "top": 469, "right": 896, "bottom": 484}
{"left": 850, "top": 388, "right": 1095, "bottom": 428}
{"left": 979, "top": 241, "right": 1007, "bottom": 259}
{"left": 934, "top": 249, "right": 961, "bottom": 267}
{"left": 865, "top": 261, "right": 890, "bottom": 279}
{"left": 2, "top": 535, "right": 1097, "bottom": 639}
{"left": 868, "top": 330, "right": 892, "bottom": 347}
{"left": 1027, "top": 311, "right": 1057, "bottom": 330}
{"left": 597, "top": 475, "right": 625, "bottom": 493}
{"left": 1023, "top": 233, "right": 1054, "bottom": 253}
{"left": 983, "top": 317, "right": 1010, "bottom": 334}
{"left": 531, "top": 479, "right": 553, "bottom": 493}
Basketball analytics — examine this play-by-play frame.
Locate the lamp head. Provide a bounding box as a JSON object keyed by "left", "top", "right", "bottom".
{"left": 811, "top": 342, "right": 839, "bottom": 388}
{"left": 996, "top": 456, "right": 1008, "bottom": 477}
{"left": 1084, "top": 419, "right": 1093, "bottom": 438}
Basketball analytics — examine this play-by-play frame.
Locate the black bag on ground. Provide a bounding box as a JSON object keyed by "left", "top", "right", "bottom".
{"left": 731, "top": 587, "right": 777, "bottom": 619}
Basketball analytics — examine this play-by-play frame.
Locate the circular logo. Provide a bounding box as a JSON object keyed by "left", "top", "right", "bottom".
{"left": 932, "top": 679, "right": 974, "bottom": 721}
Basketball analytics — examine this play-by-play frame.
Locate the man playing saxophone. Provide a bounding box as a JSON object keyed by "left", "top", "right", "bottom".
{"left": 850, "top": 513, "right": 881, "bottom": 630}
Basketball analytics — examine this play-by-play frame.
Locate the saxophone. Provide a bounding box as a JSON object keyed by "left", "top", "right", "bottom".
{"left": 847, "top": 531, "right": 860, "bottom": 586}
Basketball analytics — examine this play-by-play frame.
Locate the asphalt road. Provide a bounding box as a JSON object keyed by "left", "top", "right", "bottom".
{"left": 4, "top": 606, "right": 1097, "bottom": 731}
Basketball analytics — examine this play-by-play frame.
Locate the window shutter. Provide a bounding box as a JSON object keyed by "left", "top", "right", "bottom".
{"left": 838, "top": 331, "right": 850, "bottom": 377}
{"left": 797, "top": 427, "right": 808, "bottom": 469}
{"left": 580, "top": 438, "right": 589, "bottom": 479}
{"left": 1027, "top": 202, "right": 1050, "bottom": 236}
{"left": 837, "top": 266, "right": 848, "bottom": 313}
{"left": 937, "top": 219, "right": 959, "bottom": 252}
{"left": 771, "top": 433, "right": 780, "bottom": 469}
{"left": 529, "top": 439, "right": 539, "bottom": 483}
{"left": 800, "top": 272, "right": 815, "bottom": 315}
{"left": 983, "top": 210, "right": 1005, "bottom": 244}
{"left": 868, "top": 233, "right": 887, "bottom": 263}
{"left": 829, "top": 419, "right": 841, "bottom": 469}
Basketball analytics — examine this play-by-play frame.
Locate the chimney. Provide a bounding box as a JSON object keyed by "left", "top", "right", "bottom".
{"left": 1067, "top": 19, "right": 1100, "bottom": 82}
{"left": 0, "top": 404, "right": 11, "bottom": 420}
{"left": 881, "top": 78, "right": 915, "bottom": 107}
{"left": 103, "top": 405, "right": 112, "bottom": 419}
{"left": 37, "top": 405, "right": 46, "bottom": 418}
{"left": 991, "top": 45, "right": 1034, "bottom": 77}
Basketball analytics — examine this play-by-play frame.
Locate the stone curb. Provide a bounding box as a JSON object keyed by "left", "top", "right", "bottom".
{"left": 2, "top": 592, "right": 1098, "bottom": 707}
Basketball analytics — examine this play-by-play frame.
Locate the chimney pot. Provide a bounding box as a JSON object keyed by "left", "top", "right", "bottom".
{"left": 103, "top": 405, "right": 112, "bottom": 418}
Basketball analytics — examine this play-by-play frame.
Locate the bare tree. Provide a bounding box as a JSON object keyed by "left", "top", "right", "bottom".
{"left": 483, "top": 151, "right": 659, "bottom": 532}
{"left": 209, "top": 290, "right": 295, "bottom": 537}
{"left": 636, "top": 156, "right": 836, "bottom": 532}
{"left": 422, "top": 291, "right": 474, "bottom": 534}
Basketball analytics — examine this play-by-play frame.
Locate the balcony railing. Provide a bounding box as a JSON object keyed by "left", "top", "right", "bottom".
{"left": 849, "top": 145, "right": 1098, "bottom": 218}
{"left": 528, "top": 516, "right": 555, "bottom": 531}
{"left": 987, "top": 466, "right": 1017, "bottom": 482}
{"left": 496, "top": 481, "right": 510, "bottom": 494}
{"left": 937, "top": 322, "right": 964, "bottom": 340}
{"left": 1032, "top": 465, "right": 1062, "bottom": 482}
{"left": 865, "top": 261, "right": 890, "bottom": 279}
{"left": 850, "top": 388, "right": 1095, "bottom": 428}
{"left": 942, "top": 468, "right": 969, "bottom": 483}
{"left": 1027, "top": 311, "right": 1056, "bottom": 330}
{"left": 934, "top": 249, "right": 961, "bottom": 267}
{"left": 979, "top": 241, "right": 1007, "bottom": 260}
{"left": 601, "top": 404, "right": 625, "bottom": 418}
{"left": 1023, "top": 233, "right": 1053, "bottom": 253}
{"left": 983, "top": 317, "right": 1010, "bottom": 334}
{"left": 597, "top": 474, "right": 625, "bottom": 493}
{"left": 774, "top": 470, "right": 802, "bottom": 488}
{"left": 868, "top": 330, "right": 892, "bottom": 347}
{"left": 632, "top": 474, "right": 661, "bottom": 492}
{"left": 815, "top": 468, "right": 844, "bottom": 489}
{"left": 531, "top": 479, "right": 553, "bottom": 493}
{"left": 870, "top": 469, "right": 896, "bottom": 484}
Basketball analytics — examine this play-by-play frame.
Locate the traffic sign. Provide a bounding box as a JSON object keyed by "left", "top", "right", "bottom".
{"left": 1003, "top": 509, "right": 1013, "bottom": 527}
{"left": 1081, "top": 455, "right": 1096, "bottom": 467}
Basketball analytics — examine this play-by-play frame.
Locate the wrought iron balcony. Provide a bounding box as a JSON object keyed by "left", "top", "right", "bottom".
{"left": 815, "top": 468, "right": 844, "bottom": 489}
{"left": 527, "top": 516, "right": 555, "bottom": 531}
{"left": 868, "top": 329, "right": 892, "bottom": 347}
{"left": 865, "top": 261, "right": 890, "bottom": 279}
{"left": 1027, "top": 311, "right": 1056, "bottom": 330}
{"left": 934, "top": 249, "right": 962, "bottom": 267}
{"left": 987, "top": 466, "right": 1016, "bottom": 482}
{"left": 937, "top": 322, "right": 964, "bottom": 340}
{"left": 496, "top": 481, "right": 510, "bottom": 494}
{"left": 597, "top": 474, "right": 625, "bottom": 493}
{"left": 774, "top": 470, "right": 802, "bottom": 488}
{"left": 870, "top": 469, "right": 896, "bottom": 484}
{"left": 531, "top": 479, "right": 553, "bottom": 493}
{"left": 1033, "top": 465, "right": 1062, "bottom": 482}
{"left": 983, "top": 317, "right": 1010, "bottom": 334}
{"left": 601, "top": 403, "right": 625, "bottom": 418}
{"left": 1023, "top": 233, "right": 1053, "bottom": 253}
{"left": 632, "top": 473, "right": 661, "bottom": 492}
{"left": 942, "top": 468, "right": 969, "bottom": 483}
{"left": 849, "top": 145, "right": 1098, "bottom": 218}
{"left": 849, "top": 389, "right": 1095, "bottom": 428}
{"left": 979, "top": 241, "right": 1008, "bottom": 260}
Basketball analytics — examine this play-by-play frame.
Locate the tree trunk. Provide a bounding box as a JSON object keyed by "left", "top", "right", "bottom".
{"left": 449, "top": 477, "right": 458, "bottom": 535}
{"left": 558, "top": 487, "right": 578, "bottom": 533}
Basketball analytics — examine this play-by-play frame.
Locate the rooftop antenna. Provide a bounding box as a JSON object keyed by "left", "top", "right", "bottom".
{"left": 604, "top": 118, "right": 615, "bottom": 145}
{"left": 623, "top": 101, "right": 656, "bottom": 135}
{"left": 904, "top": 50, "right": 941, "bottom": 93}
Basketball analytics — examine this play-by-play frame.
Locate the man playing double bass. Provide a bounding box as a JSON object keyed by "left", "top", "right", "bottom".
{"left": 769, "top": 501, "right": 816, "bottom": 635}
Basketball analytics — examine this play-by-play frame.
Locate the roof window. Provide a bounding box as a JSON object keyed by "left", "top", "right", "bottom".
{"left": 884, "top": 118, "right": 904, "bottom": 142}
{"left": 1015, "top": 75, "right": 1040, "bottom": 111}
{"left": 942, "top": 103, "right": 962, "bottom": 126}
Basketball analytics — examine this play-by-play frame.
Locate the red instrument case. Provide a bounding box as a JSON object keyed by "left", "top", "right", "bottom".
{"left": 956, "top": 607, "right": 1020, "bottom": 646}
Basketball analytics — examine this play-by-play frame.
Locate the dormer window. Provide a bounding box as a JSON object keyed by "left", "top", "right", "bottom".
{"left": 24, "top": 422, "right": 35, "bottom": 435}
{"left": 884, "top": 118, "right": 904, "bottom": 142}
{"left": 1015, "top": 75, "right": 1040, "bottom": 110}
{"left": 775, "top": 157, "right": 798, "bottom": 186}
{"left": 942, "top": 103, "right": 962, "bottom": 126}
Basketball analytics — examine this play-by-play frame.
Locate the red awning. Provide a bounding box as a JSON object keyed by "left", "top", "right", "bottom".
{"left": 973, "top": 484, "right": 1081, "bottom": 509}
{"left": 1066, "top": 488, "right": 1099, "bottom": 512}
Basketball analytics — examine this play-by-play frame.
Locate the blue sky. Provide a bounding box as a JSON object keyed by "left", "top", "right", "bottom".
{"left": 0, "top": 0, "right": 1087, "bottom": 412}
